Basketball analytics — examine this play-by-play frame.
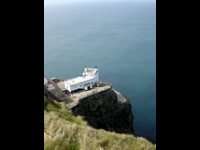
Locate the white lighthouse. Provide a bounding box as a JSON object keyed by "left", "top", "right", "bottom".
{"left": 64, "top": 67, "right": 99, "bottom": 93}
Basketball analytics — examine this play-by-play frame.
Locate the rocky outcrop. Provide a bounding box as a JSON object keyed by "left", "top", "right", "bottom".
{"left": 44, "top": 77, "right": 73, "bottom": 103}
{"left": 71, "top": 88, "right": 134, "bottom": 134}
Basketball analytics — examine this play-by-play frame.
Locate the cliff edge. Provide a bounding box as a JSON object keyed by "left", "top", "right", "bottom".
{"left": 71, "top": 88, "right": 134, "bottom": 134}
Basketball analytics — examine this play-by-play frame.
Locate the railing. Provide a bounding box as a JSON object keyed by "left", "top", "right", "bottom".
{"left": 94, "top": 81, "right": 112, "bottom": 88}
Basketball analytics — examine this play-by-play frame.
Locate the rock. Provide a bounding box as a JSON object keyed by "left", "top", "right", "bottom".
{"left": 44, "top": 77, "right": 73, "bottom": 103}
{"left": 71, "top": 88, "right": 134, "bottom": 134}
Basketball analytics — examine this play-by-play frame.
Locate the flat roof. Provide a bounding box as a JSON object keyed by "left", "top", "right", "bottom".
{"left": 84, "top": 68, "right": 98, "bottom": 75}
{"left": 64, "top": 75, "right": 94, "bottom": 86}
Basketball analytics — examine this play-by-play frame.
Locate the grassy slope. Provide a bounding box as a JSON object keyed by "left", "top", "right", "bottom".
{"left": 44, "top": 98, "right": 156, "bottom": 150}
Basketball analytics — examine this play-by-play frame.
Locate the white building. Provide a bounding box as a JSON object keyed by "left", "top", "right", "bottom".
{"left": 64, "top": 67, "right": 99, "bottom": 93}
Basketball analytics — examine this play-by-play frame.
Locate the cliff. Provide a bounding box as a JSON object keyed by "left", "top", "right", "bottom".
{"left": 44, "top": 98, "right": 156, "bottom": 150}
{"left": 71, "top": 88, "right": 134, "bottom": 134}
{"left": 44, "top": 77, "right": 156, "bottom": 149}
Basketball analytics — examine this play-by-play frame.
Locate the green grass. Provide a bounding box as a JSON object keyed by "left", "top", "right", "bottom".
{"left": 44, "top": 97, "right": 86, "bottom": 125}
{"left": 44, "top": 136, "right": 80, "bottom": 150}
{"left": 44, "top": 97, "right": 156, "bottom": 150}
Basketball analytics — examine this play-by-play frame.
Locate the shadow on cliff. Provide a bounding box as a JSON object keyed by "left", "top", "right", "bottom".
{"left": 71, "top": 88, "right": 134, "bottom": 134}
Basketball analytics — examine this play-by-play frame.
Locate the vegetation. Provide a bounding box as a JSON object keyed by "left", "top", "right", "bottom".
{"left": 44, "top": 97, "right": 156, "bottom": 150}
{"left": 44, "top": 97, "right": 86, "bottom": 125}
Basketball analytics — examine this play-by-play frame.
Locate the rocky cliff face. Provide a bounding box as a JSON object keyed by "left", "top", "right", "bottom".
{"left": 71, "top": 88, "right": 134, "bottom": 134}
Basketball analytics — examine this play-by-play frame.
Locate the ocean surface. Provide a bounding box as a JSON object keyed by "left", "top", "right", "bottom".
{"left": 44, "top": 2, "right": 156, "bottom": 143}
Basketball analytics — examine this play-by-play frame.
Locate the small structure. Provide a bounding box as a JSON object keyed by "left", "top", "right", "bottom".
{"left": 64, "top": 67, "right": 99, "bottom": 93}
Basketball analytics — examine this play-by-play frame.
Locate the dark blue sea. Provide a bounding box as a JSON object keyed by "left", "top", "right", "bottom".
{"left": 45, "top": 2, "right": 156, "bottom": 143}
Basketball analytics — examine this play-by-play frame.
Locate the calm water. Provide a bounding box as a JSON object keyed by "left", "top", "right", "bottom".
{"left": 45, "top": 2, "right": 156, "bottom": 143}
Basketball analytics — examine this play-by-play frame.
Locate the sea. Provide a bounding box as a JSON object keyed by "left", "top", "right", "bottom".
{"left": 44, "top": 2, "right": 156, "bottom": 143}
